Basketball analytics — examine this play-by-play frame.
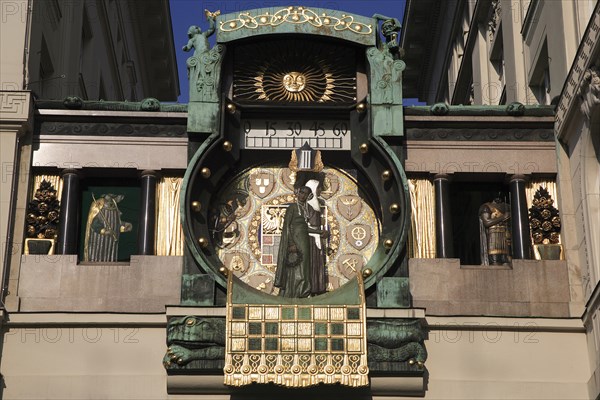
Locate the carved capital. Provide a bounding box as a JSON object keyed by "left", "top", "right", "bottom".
{"left": 579, "top": 65, "right": 600, "bottom": 120}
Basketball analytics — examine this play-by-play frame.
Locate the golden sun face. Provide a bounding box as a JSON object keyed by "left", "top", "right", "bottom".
{"left": 233, "top": 39, "right": 357, "bottom": 104}
{"left": 282, "top": 72, "right": 306, "bottom": 93}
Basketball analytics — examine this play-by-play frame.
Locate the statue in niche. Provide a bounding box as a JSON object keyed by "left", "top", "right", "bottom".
{"left": 274, "top": 144, "right": 329, "bottom": 298}
{"left": 478, "top": 196, "right": 511, "bottom": 265}
{"left": 84, "top": 194, "right": 132, "bottom": 262}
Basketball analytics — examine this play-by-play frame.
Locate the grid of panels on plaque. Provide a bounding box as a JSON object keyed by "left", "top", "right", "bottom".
{"left": 260, "top": 234, "right": 280, "bottom": 265}
{"left": 246, "top": 137, "right": 344, "bottom": 149}
{"left": 228, "top": 305, "right": 364, "bottom": 354}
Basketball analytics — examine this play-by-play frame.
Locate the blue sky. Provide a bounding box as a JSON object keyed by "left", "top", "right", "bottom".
{"left": 169, "top": 0, "right": 408, "bottom": 103}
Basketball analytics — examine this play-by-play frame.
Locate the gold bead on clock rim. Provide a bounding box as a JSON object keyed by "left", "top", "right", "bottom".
{"left": 226, "top": 103, "right": 236, "bottom": 114}
{"left": 356, "top": 103, "right": 367, "bottom": 113}
{"left": 219, "top": 266, "right": 229, "bottom": 276}
{"left": 201, "top": 167, "right": 211, "bottom": 178}
{"left": 381, "top": 170, "right": 392, "bottom": 181}
{"left": 362, "top": 268, "right": 373, "bottom": 278}
{"left": 222, "top": 141, "right": 233, "bottom": 152}
{"left": 383, "top": 239, "right": 394, "bottom": 249}
{"left": 198, "top": 237, "right": 208, "bottom": 248}
{"left": 389, "top": 203, "right": 400, "bottom": 214}
{"left": 359, "top": 143, "right": 369, "bottom": 154}
{"left": 191, "top": 201, "right": 201, "bottom": 212}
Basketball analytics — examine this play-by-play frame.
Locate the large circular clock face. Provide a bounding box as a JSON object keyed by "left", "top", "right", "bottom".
{"left": 208, "top": 165, "right": 380, "bottom": 296}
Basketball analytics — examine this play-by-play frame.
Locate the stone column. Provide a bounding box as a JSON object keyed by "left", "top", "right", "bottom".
{"left": 137, "top": 170, "right": 157, "bottom": 255}
{"left": 509, "top": 174, "right": 531, "bottom": 260}
{"left": 57, "top": 169, "right": 80, "bottom": 255}
{"left": 0, "top": 92, "right": 33, "bottom": 310}
{"left": 434, "top": 174, "right": 454, "bottom": 258}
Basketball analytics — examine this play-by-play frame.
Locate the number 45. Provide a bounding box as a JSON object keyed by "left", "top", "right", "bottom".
{"left": 311, "top": 122, "right": 325, "bottom": 136}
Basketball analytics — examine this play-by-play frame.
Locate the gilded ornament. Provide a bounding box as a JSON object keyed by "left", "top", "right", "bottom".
{"left": 283, "top": 72, "right": 306, "bottom": 93}
{"left": 383, "top": 239, "right": 393, "bottom": 249}
{"left": 198, "top": 237, "right": 208, "bottom": 248}
{"left": 191, "top": 201, "right": 201, "bottom": 212}
{"left": 362, "top": 268, "right": 372, "bottom": 278}
{"left": 356, "top": 103, "right": 366, "bottom": 113}
{"left": 389, "top": 203, "right": 400, "bottom": 214}
{"left": 222, "top": 141, "right": 233, "bottom": 152}
{"left": 226, "top": 103, "right": 236, "bottom": 113}
{"left": 233, "top": 39, "right": 356, "bottom": 103}
{"left": 359, "top": 143, "right": 369, "bottom": 153}
{"left": 219, "top": 7, "right": 372, "bottom": 34}
{"left": 381, "top": 170, "right": 392, "bottom": 181}
{"left": 201, "top": 167, "right": 211, "bottom": 178}
{"left": 219, "top": 266, "right": 229, "bottom": 276}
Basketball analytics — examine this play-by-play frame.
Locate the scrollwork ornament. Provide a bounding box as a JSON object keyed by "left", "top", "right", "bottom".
{"left": 219, "top": 6, "right": 372, "bottom": 35}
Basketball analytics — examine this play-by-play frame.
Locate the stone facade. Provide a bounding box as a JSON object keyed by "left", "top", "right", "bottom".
{"left": 0, "top": 2, "right": 599, "bottom": 399}
{"left": 402, "top": 1, "right": 600, "bottom": 398}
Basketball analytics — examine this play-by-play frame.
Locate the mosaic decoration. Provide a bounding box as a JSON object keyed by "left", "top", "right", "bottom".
{"left": 224, "top": 274, "right": 369, "bottom": 387}
{"left": 212, "top": 166, "right": 380, "bottom": 295}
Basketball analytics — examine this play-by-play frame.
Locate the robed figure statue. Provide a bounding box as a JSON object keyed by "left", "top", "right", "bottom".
{"left": 274, "top": 185, "right": 328, "bottom": 298}
{"left": 478, "top": 197, "right": 511, "bottom": 265}
{"left": 84, "top": 194, "right": 132, "bottom": 262}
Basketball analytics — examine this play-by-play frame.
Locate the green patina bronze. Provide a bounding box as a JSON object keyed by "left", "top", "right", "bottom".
{"left": 367, "top": 15, "right": 404, "bottom": 137}
{"left": 215, "top": 7, "right": 376, "bottom": 46}
{"left": 405, "top": 103, "right": 555, "bottom": 116}
{"left": 163, "top": 316, "right": 226, "bottom": 370}
{"left": 185, "top": 12, "right": 226, "bottom": 134}
{"left": 163, "top": 316, "right": 427, "bottom": 371}
{"left": 376, "top": 277, "right": 411, "bottom": 308}
{"left": 35, "top": 97, "right": 188, "bottom": 112}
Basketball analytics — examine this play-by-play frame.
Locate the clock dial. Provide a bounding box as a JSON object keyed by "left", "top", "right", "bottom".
{"left": 208, "top": 165, "right": 380, "bottom": 295}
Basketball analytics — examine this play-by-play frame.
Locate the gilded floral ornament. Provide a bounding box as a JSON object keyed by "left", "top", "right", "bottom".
{"left": 219, "top": 6, "right": 372, "bottom": 35}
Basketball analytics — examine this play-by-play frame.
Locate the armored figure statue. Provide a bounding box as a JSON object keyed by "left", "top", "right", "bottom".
{"left": 84, "top": 194, "right": 132, "bottom": 262}
{"left": 479, "top": 196, "right": 511, "bottom": 265}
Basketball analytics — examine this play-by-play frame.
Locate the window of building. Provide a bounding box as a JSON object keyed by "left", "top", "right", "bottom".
{"left": 39, "top": 35, "right": 55, "bottom": 98}
{"left": 529, "top": 40, "right": 551, "bottom": 105}
{"left": 489, "top": 20, "right": 505, "bottom": 105}
{"left": 79, "top": 6, "right": 93, "bottom": 100}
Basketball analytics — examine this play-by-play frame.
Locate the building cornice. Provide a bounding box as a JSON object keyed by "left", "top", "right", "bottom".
{"left": 582, "top": 282, "right": 600, "bottom": 328}
{"left": 555, "top": 2, "right": 600, "bottom": 141}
